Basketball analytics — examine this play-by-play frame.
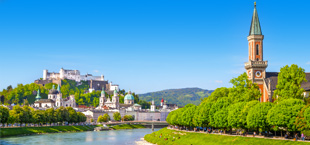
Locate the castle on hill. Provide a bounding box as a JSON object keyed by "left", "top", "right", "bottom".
{"left": 245, "top": 3, "right": 310, "bottom": 102}
{"left": 34, "top": 68, "right": 119, "bottom": 94}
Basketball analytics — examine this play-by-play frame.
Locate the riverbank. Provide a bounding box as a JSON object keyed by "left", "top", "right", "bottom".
{"left": 0, "top": 125, "right": 99, "bottom": 138}
{"left": 110, "top": 124, "right": 145, "bottom": 130}
{"left": 144, "top": 128, "right": 310, "bottom": 145}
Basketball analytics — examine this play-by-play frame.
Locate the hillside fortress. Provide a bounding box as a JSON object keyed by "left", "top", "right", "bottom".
{"left": 245, "top": 3, "right": 310, "bottom": 102}
{"left": 35, "top": 68, "right": 119, "bottom": 93}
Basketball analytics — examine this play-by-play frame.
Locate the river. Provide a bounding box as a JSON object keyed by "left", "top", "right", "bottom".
{"left": 0, "top": 128, "right": 160, "bottom": 145}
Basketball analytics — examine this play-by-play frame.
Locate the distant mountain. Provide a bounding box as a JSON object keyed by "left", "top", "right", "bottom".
{"left": 138, "top": 88, "right": 213, "bottom": 107}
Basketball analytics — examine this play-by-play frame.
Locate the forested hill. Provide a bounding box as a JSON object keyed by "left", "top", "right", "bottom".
{"left": 138, "top": 88, "right": 213, "bottom": 107}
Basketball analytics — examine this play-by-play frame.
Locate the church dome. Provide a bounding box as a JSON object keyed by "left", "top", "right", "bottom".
{"left": 124, "top": 91, "right": 134, "bottom": 100}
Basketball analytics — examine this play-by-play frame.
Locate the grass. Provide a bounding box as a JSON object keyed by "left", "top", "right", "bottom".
{"left": 110, "top": 124, "right": 145, "bottom": 130}
{"left": 0, "top": 125, "right": 100, "bottom": 138}
{"left": 144, "top": 128, "right": 310, "bottom": 145}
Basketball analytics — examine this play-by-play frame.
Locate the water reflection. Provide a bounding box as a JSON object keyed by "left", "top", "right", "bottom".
{"left": 0, "top": 128, "right": 160, "bottom": 145}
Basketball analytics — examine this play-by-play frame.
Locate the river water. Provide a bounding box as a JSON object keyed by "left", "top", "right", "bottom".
{"left": 0, "top": 128, "right": 160, "bottom": 145}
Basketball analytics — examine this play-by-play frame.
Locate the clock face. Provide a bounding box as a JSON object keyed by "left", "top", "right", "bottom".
{"left": 255, "top": 71, "right": 262, "bottom": 77}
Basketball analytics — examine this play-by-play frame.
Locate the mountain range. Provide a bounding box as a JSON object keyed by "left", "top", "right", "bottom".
{"left": 138, "top": 88, "right": 213, "bottom": 107}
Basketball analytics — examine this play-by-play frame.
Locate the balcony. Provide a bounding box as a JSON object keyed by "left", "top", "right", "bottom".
{"left": 244, "top": 61, "right": 268, "bottom": 69}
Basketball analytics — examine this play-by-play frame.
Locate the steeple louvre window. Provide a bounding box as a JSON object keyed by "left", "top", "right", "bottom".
{"left": 256, "top": 44, "right": 259, "bottom": 55}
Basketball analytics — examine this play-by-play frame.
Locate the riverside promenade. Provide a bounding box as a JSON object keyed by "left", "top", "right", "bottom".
{"left": 167, "top": 127, "right": 310, "bottom": 143}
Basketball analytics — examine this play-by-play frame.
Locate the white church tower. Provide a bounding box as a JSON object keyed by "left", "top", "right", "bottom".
{"left": 99, "top": 88, "right": 106, "bottom": 108}
{"left": 151, "top": 99, "right": 156, "bottom": 112}
{"left": 112, "top": 89, "right": 119, "bottom": 109}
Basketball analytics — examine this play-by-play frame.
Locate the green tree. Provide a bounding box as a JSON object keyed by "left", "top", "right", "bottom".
{"left": 113, "top": 112, "right": 121, "bottom": 121}
{"left": 11, "top": 105, "right": 23, "bottom": 127}
{"left": 295, "top": 105, "right": 310, "bottom": 131}
{"left": 0, "top": 106, "right": 9, "bottom": 127}
{"left": 21, "top": 105, "right": 33, "bottom": 126}
{"left": 229, "top": 73, "right": 261, "bottom": 103}
{"left": 181, "top": 105, "right": 196, "bottom": 128}
{"left": 67, "top": 107, "right": 78, "bottom": 124}
{"left": 203, "top": 87, "right": 229, "bottom": 103}
{"left": 213, "top": 108, "right": 229, "bottom": 132}
{"left": 303, "top": 106, "right": 310, "bottom": 129}
{"left": 33, "top": 110, "right": 46, "bottom": 126}
{"left": 239, "top": 100, "right": 259, "bottom": 129}
{"left": 247, "top": 102, "right": 274, "bottom": 131}
{"left": 45, "top": 108, "right": 56, "bottom": 125}
{"left": 193, "top": 102, "right": 213, "bottom": 127}
{"left": 102, "top": 113, "right": 110, "bottom": 122}
{"left": 77, "top": 112, "right": 87, "bottom": 123}
{"left": 55, "top": 106, "right": 69, "bottom": 125}
{"left": 227, "top": 102, "right": 246, "bottom": 129}
{"left": 267, "top": 99, "right": 305, "bottom": 132}
{"left": 209, "top": 97, "right": 231, "bottom": 127}
{"left": 274, "top": 64, "right": 307, "bottom": 100}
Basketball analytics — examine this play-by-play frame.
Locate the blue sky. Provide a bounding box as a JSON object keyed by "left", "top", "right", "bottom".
{"left": 0, "top": 0, "right": 309, "bottom": 93}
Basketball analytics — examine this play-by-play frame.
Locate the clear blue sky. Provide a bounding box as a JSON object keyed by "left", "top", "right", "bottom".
{"left": 0, "top": 0, "right": 309, "bottom": 94}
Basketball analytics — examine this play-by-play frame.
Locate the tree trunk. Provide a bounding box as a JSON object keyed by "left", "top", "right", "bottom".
{"left": 281, "top": 130, "right": 282, "bottom": 137}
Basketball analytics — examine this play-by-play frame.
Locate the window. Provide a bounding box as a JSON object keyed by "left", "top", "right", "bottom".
{"left": 256, "top": 44, "right": 259, "bottom": 55}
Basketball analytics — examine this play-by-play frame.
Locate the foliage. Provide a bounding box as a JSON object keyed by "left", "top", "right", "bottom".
{"left": 304, "top": 107, "right": 310, "bottom": 128}
{"left": 138, "top": 100, "right": 151, "bottom": 109}
{"left": 228, "top": 72, "right": 261, "bottom": 103}
{"left": 239, "top": 100, "right": 259, "bottom": 128}
{"left": 267, "top": 99, "right": 305, "bottom": 131}
{"left": 295, "top": 105, "right": 310, "bottom": 131}
{"left": 98, "top": 113, "right": 110, "bottom": 123}
{"left": 193, "top": 102, "right": 212, "bottom": 127}
{"left": 227, "top": 102, "right": 246, "bottom": 129}
{"left": 247, "top": 102, "right": 274, "bottom": 130}
{"left": 274, "top": 64, "right": 307, "bottom": 100}
{"left": 180, "top": 104, "right": 196, "bottom": 127}
{"left": 113, "top": 112, "right": 121, "bottom": 121}
{"left": 203, "top": 87, "right": 229, "bottom": 103}
{"left": 139, "top": 88, "right": 213, "bottom": 106}
{"left": 122, "top": 115, "right": 134, "bottom": 121}
{"left": 209, "top": 97, "right": 230, "bottom": 127}
{"left": 110, "top": 124, "right": 145, "bottom": 130}
{"left": 0, "top": 83, "right": 49, "bottom": 104}
{"left": 0, "top": 125, "right": 99, "bottom": 137}
{"left": 0, "top": 106, "right": 10, "bottom": 126}
{"left": 0, "top": 106, "right": 86, "bottom": 127}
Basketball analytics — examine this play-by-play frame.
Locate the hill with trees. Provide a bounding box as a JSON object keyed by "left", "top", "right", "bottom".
{"left": 138, "top": 88, "right": 213, "bottom": 106}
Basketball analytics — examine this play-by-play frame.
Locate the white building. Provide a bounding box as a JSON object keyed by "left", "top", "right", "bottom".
{"left": 97, "top": 89, "right": 119, "bottom": 110}
{"left": 33, "top": 85, "right": 76, "bottom": 108}
{"left": 43, "top": 68, "right": 104, "bottom": 82}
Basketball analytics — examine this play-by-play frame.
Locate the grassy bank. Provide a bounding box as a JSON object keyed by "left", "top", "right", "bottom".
{"left": 144, "top": 128, "right": 310, "bottom": 145}
{"left": 110, "top": 124, "right": 145, "bottom": 130}
{"left": 0, "top": 125, "right": 99, "bottom": 138}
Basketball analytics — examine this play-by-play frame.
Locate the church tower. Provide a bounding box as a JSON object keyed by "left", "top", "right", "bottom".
{"left": 99, "top": 88, "right": 106, "bottom": 108}
{"left": 245, "top": 2, "right": 268, "bottom": 102}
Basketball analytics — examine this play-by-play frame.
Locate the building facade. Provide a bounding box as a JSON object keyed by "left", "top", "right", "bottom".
{"left": 245, "top": 3, "right": 310, "bottom": 102}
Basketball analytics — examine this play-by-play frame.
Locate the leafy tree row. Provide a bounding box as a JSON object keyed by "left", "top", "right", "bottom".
{"left": 0, "top": 105, "right": 87, "bottom": 127}
{"left": 167, "top": 64, "right": 310, "bottom": 135}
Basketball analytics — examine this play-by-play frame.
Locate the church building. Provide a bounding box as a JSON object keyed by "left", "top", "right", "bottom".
{"left": 245, "top": 3, "right": 310, "bottom": 102}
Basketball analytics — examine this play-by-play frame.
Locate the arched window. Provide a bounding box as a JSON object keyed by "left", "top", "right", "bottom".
{"left": 256, "top": 44, "right": 259, "bottom": 55}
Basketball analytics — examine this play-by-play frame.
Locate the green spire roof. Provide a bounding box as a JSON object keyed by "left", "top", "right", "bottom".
{"left": 57, "top": 84, "right": 61, "bottom": 93}
{"left": 249, "top": 2, "right": 262, "bottom": 35}
{"left": 114, "top": 89, "right": 118, "bottom": 95}
{"left": 35, "top": 89, "right": 41, "bottom": 100}
{"left": 101, "top": 88, "right": 105, "bottom": 95}
{"left": 52, "top": 84, "right": 55, "bottom": 90}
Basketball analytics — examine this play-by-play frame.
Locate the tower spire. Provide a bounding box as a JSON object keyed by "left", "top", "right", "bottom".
{"left": 249, "top": 2, "right": 262, "bottom": 35}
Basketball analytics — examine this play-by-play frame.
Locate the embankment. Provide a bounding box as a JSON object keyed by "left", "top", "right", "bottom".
{"left": 0, "top": 125, "right": 99, "bottom": 138}
{"left": 144, "top": 128, "right": 310, "bottom": 145}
